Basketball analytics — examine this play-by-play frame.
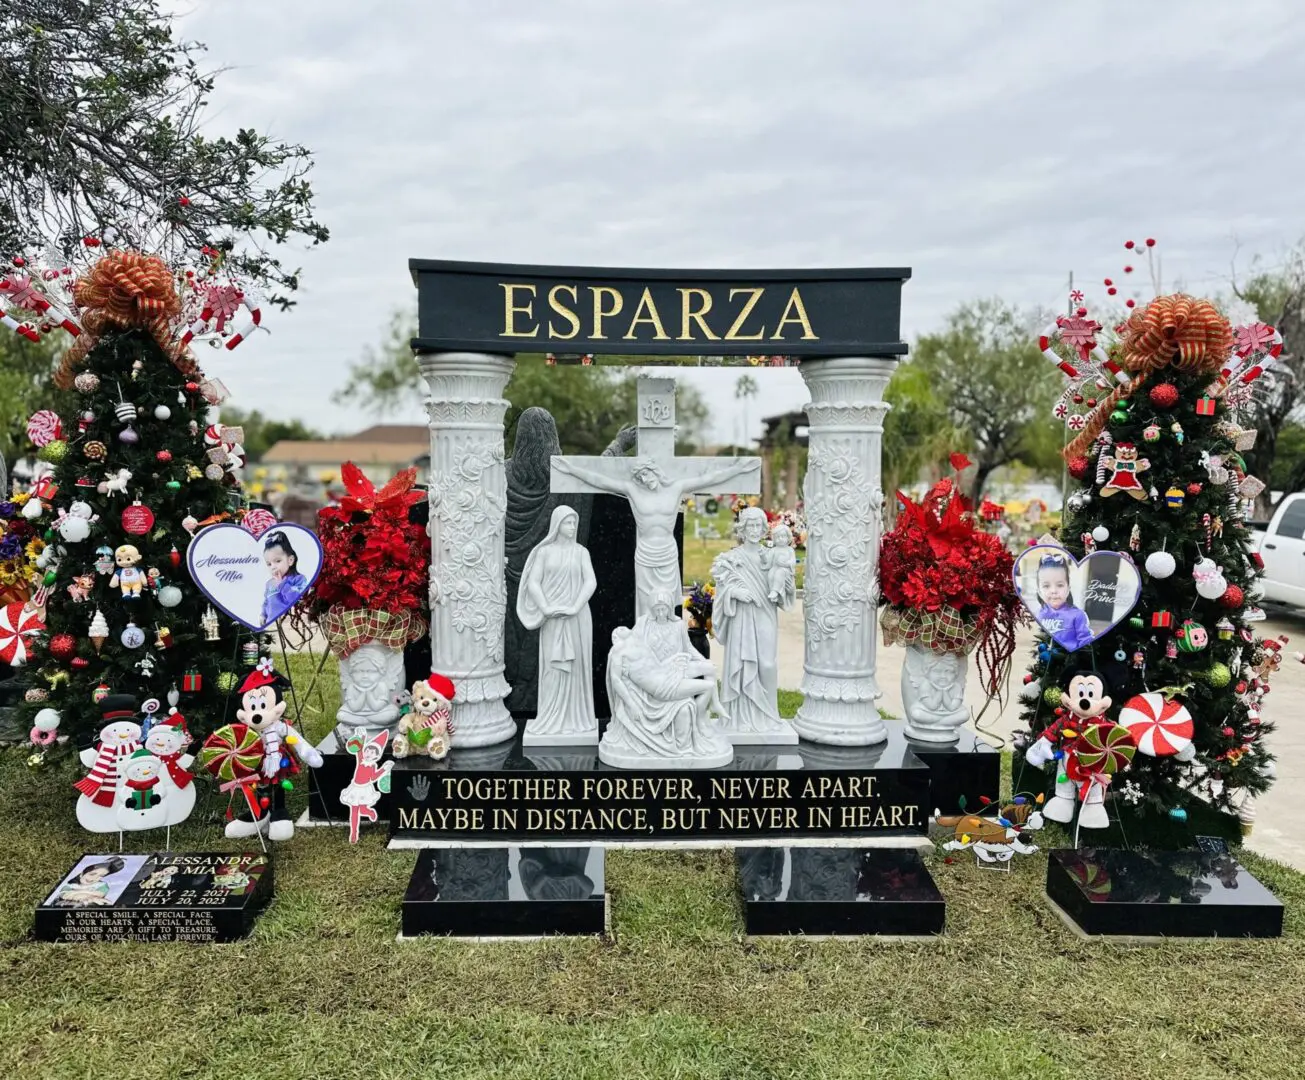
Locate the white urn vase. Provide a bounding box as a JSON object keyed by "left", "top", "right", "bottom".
{"left": 901, "top": 642, "right": 970, "bottom": 744}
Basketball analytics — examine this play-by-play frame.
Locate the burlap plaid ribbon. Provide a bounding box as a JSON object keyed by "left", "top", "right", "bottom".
{"left": 880, "top": 605, "right": 982, "bottom": 655}
{"left": 319, "top": 606, "right": 426, "bottom": 659}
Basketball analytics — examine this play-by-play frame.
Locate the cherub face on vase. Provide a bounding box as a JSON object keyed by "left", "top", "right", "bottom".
{"left": 1061, "top": 670, "right": 1113, "bottom": 723}
{"left": 237, "top": 683, "right": 286, "bottom": 734}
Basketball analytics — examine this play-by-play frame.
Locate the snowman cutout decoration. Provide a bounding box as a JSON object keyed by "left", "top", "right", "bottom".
{"left": 74, "top": 695, "right": 143, "bottom": 833}
{"left": 113, "top": 711, "right": 198, "bottom": 840}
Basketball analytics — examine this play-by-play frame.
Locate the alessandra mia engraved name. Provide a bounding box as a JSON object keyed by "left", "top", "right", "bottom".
{"left": 498, "top": 283, "right": 819, "bottom": 343}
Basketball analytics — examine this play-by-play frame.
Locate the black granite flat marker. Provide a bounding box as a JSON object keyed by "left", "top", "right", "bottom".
{"left": 907, "top": 728, "right": 1000, "bottom": 815}
{"left": 401, "top": 846, "right": 606, "bottom": 937}
{"left": 306, "top": 730, "right": 392, "bottom": 825}
{"left": 740, "top": 848, "right": 944, "bottom": 936}
{"left": 1046, "top": 848, "right": 1283, "bottom": 938}
{"left": 35, "top": 852, "right": 272, "bottom": 943}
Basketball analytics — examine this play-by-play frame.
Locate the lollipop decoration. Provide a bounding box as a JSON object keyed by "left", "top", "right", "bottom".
{"left": 199, "top": 722, "right": 266, "bottom": 820}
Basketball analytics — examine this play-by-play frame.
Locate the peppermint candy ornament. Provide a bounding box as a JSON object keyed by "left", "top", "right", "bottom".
{"left": 1074, "top": 722, "right": 1136, "bottom": 774}
{"left": 26, "top": 409, "right": 62, "bottom": 448}
{"left": 1118, "top": 692, "right": 1195, "bottom": 759}
{"left": 0, "top": 601, "right": 45, "bottom": 666}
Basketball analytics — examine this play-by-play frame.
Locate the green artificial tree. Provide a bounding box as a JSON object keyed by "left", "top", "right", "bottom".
{"left": 16, "top": 250, "right": 241, "bottom": 748}
{"left": 1021, "top": 292, "right": 1277, "bottom": 830}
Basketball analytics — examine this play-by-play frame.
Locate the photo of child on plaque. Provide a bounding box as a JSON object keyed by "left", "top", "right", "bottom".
{"left": 45, "top": 855, "right": 147, "bottom": 908}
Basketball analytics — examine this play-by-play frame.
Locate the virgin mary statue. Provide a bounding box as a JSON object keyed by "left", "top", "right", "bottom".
{"left": 517, "top": 505, "right": 599, "bottom": 745}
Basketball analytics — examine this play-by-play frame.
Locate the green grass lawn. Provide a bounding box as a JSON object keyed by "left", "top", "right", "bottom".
{"left": 0, "top": 655, "right": 1303, "bottom": 1079}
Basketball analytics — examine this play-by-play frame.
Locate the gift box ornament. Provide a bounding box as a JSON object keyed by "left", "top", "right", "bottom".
{"left": 1195, "top": 396, "right": 1216, "bottom": 417}
{"left": 1151, "top": 610, "right": 1174, "bottom": 629}
{"left": 182, "top": 668, "right": 202, "bottom": 692}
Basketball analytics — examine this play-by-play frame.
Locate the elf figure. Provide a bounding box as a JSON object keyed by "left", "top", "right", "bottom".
{"left": 340, "top": 726, "right": 393, "bottom": 843}
{"left": 225, "top": 659, "right": 324, "bottom": 842}
{"left": 74, "top": 694, "right": 142, "bottom": 833}
{"left": 1098, "top": 443, "right": 1150, "bottom": 500}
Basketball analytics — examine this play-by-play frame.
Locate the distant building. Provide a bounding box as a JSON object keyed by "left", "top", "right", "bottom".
{"left": 257, "top": 425, "right": 430, "bottom": 496}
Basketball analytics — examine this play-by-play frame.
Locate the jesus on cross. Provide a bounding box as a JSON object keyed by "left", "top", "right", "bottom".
{"left": 551, "top": 377, "right": 760, "bottom": 618}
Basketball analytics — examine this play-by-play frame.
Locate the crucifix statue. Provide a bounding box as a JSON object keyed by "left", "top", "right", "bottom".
{"left": 551, "top": 377, "right": 761, "bottom": 618}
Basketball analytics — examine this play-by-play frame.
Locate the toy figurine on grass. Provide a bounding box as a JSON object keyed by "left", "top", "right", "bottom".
{"left": 224, "top": 659, "right": 323, "bottom": 842}
{"left": 1023, "top": 665, "right": 1136, "bottom": 831}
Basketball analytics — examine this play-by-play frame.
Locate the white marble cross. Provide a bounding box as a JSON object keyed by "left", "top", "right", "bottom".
{"left": 551, "top": 376, "right": 761, "bottom": 617}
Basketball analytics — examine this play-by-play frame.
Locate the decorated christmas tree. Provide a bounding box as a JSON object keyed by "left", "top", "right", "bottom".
{"left": 1021, "top": 288, "right": 1280, "bottom": 827}
{"left": 12, "top": 250, "right": 248, "bottom": 746}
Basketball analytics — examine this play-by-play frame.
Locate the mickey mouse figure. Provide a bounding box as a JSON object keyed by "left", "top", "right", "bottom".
{"left": 1024, "top": 666, "right": 1126, "bottom": 829}
{"left": 225, "top": 658, "right": 324, "bottom": 842}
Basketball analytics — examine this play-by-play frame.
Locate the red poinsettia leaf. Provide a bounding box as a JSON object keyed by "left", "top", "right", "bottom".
{"left": 373, "top": 467, "right": 424, "bottom": 512}
{"left": 949, "top": 452, "right": 973, "bottom": 472}
{"left": 338, "top": 461, "right": 378, "bottom": 514}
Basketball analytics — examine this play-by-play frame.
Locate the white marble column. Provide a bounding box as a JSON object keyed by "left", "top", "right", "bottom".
{"left": 793, "top": 357, "right": 897, "bottom": 746}
{"left": 417, "top": 351, "right": 517, "bottom": 748}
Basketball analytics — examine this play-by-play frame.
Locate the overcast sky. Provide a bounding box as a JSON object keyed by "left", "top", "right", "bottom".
{"left": 181, "top": 0, "right": 1304, "bottom": 445}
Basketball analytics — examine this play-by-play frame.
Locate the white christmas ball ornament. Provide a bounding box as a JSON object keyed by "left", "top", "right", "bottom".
{"left": 33, "top": 708, "right": 61, "bottom": 733}
{"left": 57, "top": 514, "right": 90, "bottom": 543}
{"left": 1193, "top": 558, "right": 1229, "bottom": 600}
{"left": 154, "top": 404, "right": 172, "bottom": 420}
{"left": 157, "top": 584, "right": 183, "bottom": 608}
{"left": 1144, "top": 550, "right": 1176, "bottom": 579}
{"left": 1091, "top": 526, "right": 1110, "bottom": 542}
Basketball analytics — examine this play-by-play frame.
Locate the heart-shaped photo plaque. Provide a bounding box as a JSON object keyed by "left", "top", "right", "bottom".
{"left": 187, "top": 521, "right": 322, "bottom": 631}
{"left": 1013, "top": 543, "right": 1141, "bottom": 652}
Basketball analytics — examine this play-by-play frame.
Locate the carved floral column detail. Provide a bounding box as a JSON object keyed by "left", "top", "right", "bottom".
{"left": 417, "top": 351, "right": 517, "bottom": 748}
{"left": 793, "top": 356, "right": 898, "bottom": 746}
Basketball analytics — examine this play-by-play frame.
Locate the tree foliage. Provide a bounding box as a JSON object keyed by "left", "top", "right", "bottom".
{"left": 0, "top": 0, "right": 327, "bottom": 303}
{"left": 336, "top": 310, "right": 712, "bottom": 454}
{"left": 911, "top": 299, "right": 1062, "bottom": 501}
{"left": 881, "top": 361, "right": 965, "bottom": 498}
{"left": 1232, "top": 247, "right": 1305, "bottom": 507}
{"left": 0, "top": 330, "right": 68, "bottom": 467}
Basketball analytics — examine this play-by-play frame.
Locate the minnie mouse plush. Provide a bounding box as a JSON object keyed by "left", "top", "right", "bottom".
{"left": 225, "top": 659, "right": 323, "bottom": 842}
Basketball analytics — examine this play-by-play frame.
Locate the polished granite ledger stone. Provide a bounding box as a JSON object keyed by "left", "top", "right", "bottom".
{"left": 400, "top": 845, "right": 606, "bottom": 937}
{"left": 905, "top": 727, "right": 1000, "bottom": 815}
{"left": 739, "top": 848, "right": 945, "bottom": 936}
{"left": 390, "top": 721, "right": 934, "bottom": 845}
{"left": 1045, "top": 847, "right": 1284, "bottom": 938}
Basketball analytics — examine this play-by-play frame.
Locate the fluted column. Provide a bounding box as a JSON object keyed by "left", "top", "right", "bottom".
{"left": 417, "top": 351, "right": 517, "bottom": 747}
{"left": 793, "top": 357, "right": 897, "bottom": 746}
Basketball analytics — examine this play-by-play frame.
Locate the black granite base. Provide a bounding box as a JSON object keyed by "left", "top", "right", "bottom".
{"left": 401, "top": 846, "right": 606, "bottom": 937}
{"left": 307, "top": 730, "right": 391, "bottom": 825}
{"left": 391, "top": 722, "right": 932, "bottom": 844}
{"left": 35, "top": 852, "right": 272, "bottom": 943}
{"left": 908, "top": 729, "right": 999, "bottom": 815}
{"left": 740, "top": 848, "right": 944, "bottom": 936}
{"left": 1046, "top": 848, "right": 1284, "bottom": 938}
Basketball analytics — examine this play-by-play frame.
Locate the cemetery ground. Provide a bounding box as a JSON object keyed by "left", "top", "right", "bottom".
{"left": 1, "top": 657, "right": 1304, "bottom": 1079}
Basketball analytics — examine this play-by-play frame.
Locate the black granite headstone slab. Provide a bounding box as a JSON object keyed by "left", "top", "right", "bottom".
{"left": 907, "top": 729, "right": 1000, "bottom": 815}
{"left": 306, "top": 730, "right": 393, "bottom": 825}
{"left": 391, "top": 722, "right": 931, "bottom": 844}
{"left": 401, "top": 845, "right": 606, "bottom": 937}
{"left": 1046, "top": 848, "right": 1284, "bottom": 938}
{"left": 35, "top": 852, "right": 272, "bottom": 943}
{"left": 740, "top": 848, "right": 944, "bottom": 936}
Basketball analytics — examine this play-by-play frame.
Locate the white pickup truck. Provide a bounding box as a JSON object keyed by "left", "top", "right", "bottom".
{"left": 1251, "top": 492, "right": 1305, "bottom": 607}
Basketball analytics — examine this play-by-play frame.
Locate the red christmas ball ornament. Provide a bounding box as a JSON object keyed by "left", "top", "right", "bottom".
{"left": 1104, "top": 278, "right": 1113, "bottom": 286}
{"left": 1145, "top": 238, "right": 1156, "bottom": 247}
{"left": 1076, "top": 307, "right": 1088, "bottom": 317}
{"left": 1149, "top": 383, "right": 1180, "bottom": 409}
{"left": 178, "top": 196, "right": 191, "bottom": 207}
{"left": 1086, "top": 398, "right": 1097, "bottom": 407}
{"left": 1073, "top": 393, "right": 1084, "bottom": 404}
{"left": 48, "top": 633, "right": 77, "bottom": 661}
{"left": 71, "top": 656, "right": 90, "bottom": 670}
{"left": 1126, "top": 299, "right": 1136, "bottom": 309}
{"left": 1125, "top": 240, "right": 1136, "bottom": 250}
{"left": 1107, "top": 288, "right": 1117, "bottom": 296}
{"left": 1235, "top": 681, "right": 1248, "bottom": 694}
{"left": 1187, "top": 482, "right": 1202, "bottom": 495}
{"left": 1222, "top": 726, "right": 1235, "bottom": 737}
{"left": 156, "top": 449, "right": 172, "bottom": 463}
{"left": 1221, "top": 584, "right": 1245, "bottom": 608}
{"left": 122, "top": 501, "right": 155, "bottom": 536}
{"left": 1124, "top": 265, "right": 1134, "bottom": 273}
{"left": 1067, "top": 456, "right": 1092, "bottom": 480}
{"left": 185, "top": 381, "right": 200, "bottom": 394}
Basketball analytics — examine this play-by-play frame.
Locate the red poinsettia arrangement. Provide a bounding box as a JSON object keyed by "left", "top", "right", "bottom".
{"left": 880, "top": 454, "right": 1025, "bottom": 694}
{"left": 311, "top": 463, "right": 427, "bottom": 614}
